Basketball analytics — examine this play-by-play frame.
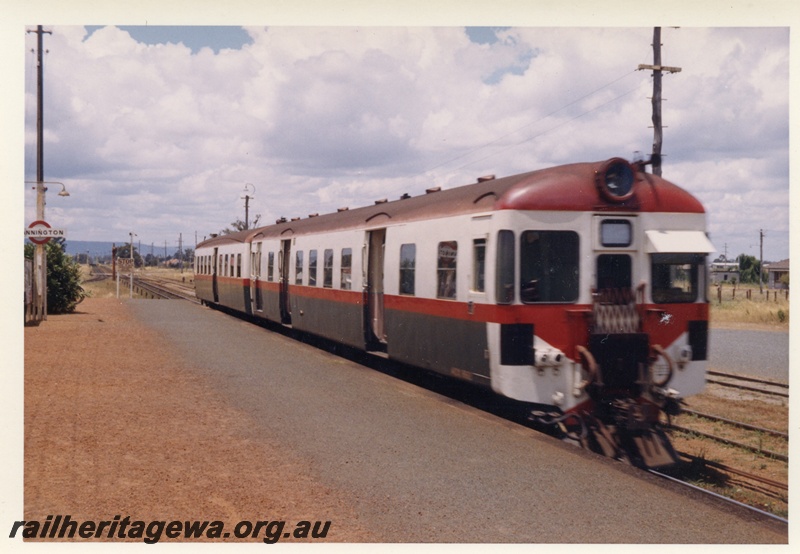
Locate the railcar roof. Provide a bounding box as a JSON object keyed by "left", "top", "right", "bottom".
{"left": 198, "top": 159, "right": 704, "bottom": 248}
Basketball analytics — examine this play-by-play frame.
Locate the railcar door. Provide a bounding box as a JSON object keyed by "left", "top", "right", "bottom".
{"left": 594, "top": 217, "right": 635, "bottom": 292}
{"left": 279, "top": 239, "right": 292, "bottom": 324}
{"left": 591, "top": 216, "right": 643, "bottom": 392}
{"left": 364, "top": 229, "right": 387, "bottom": 352}
{"left": 251, "top": 242, "right": 263, "bottom": 312}
{"left": 212, "top": 247, "right": 219, "bottom": 303}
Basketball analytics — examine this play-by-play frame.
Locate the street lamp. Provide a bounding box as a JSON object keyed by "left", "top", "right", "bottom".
{"left": 26, "top": 180, "right": 71, "bottom": 197}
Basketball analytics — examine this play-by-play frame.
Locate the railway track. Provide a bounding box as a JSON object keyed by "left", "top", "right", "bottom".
{"left": 133, "top": 276, "right": 200, "bottom": 303}
{"left": 705, "top": 370, "right": 788, "bottom": 399}
{"left": 667, "top": 419, "right": 788, "bottom": 462}
{"left": 660, "top": 375, "right": 789, "bottom": 519}
{"left": 648, "top": 468, "right": 788, "bottom": 525}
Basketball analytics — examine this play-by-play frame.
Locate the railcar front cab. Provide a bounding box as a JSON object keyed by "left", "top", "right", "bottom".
{"left": 497, "top": 158, "right": 714, "bottom": 469}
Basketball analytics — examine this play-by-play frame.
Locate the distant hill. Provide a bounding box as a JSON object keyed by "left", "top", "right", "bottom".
{"left": 61, "top": 240, "right": 120, "bottom": 257}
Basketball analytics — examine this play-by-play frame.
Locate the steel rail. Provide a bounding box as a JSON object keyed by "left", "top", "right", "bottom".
{"left": 668, "top": 423, "right": 788, "bottom": 462}
{"left": 134, "top": 277, "right": 201, "bottom": 304}
{"left": 705, "top": 377, "right": 789, "bottom": 398}
{"left": 707, "top": 370, "right": 788, "bottom": 389}
{"left": 648, "top": 469, "right": 788, "bottom": 525}
{"left": 680, "top": 408, "right": 788, "bottom": 439}
{"left": 676, "top": 452, "right": 788, "bottom": 491}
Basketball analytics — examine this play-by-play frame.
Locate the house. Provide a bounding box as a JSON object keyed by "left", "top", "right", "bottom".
{"left": 709, "top": 261, "right": 740, "bottom": 284}
{"left": 765, "top": 259, "right": 789, "bottom": 289}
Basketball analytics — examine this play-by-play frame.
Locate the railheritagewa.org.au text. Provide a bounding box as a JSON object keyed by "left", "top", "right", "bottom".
{"left": 9, "top": 515, "right": 331, "bottom": 544}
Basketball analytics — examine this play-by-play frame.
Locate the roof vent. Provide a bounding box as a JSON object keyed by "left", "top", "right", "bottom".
{"left": 276, "top": 217, "right": 287, "bottom": 224}
{"left": 308, "top": 213, "right": 319, "bottom": 218}
{"left": 374, "top": 198, "right": 388, "bottom": 204}
{"left": 400, "top": 193, "right": 411, "bottom": 200}
{"left": 291, "top": 217, "right": 301, "bottom": 222}
{"left": 337, "top": 207, "right": 349, "bottom": 212}
{"left": 426, "top": 186, "right": 441, "bottom": 194}
{"left": 478, "top": 174, "right": 496, "bottom": 182}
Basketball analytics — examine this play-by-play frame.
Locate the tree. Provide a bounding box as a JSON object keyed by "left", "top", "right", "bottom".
{"left": 114, "top": 244, "right": 144, "bottom": 267}
{"left": 220, "top": 215, "right": 261, "bottom": 235}
{"left": 24, "top": 239, "right": 86, "bottom": 314}
{"left": 736, "top": 253, "right": 762, "bottom": 284}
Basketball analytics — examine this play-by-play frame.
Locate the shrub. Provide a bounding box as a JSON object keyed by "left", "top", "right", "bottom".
{"left": 24, "top": 239, "right": 86, "bottom": 314}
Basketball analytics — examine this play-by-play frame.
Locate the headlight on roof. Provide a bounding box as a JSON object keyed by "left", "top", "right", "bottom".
{"left": 596, "top": 158, "right": 636, "bottom": 202}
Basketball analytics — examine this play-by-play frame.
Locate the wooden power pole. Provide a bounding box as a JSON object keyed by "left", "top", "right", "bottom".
{"left": 27, "top": 25, "right": 52, "bottom": 321}
{"left": 638, "top": 27, "right": 681, "bottom": 176}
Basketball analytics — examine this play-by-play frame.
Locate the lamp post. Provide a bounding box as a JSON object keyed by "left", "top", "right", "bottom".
{"left": 129, "top": 232, "right": 137, "bottom": 298}
{"left": 27, "top": 24, "right": 51, "bottom": 321}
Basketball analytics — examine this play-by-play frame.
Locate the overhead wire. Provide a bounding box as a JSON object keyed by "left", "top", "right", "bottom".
{"left": 421, "top": 66, "right": 652, "bottom": 179}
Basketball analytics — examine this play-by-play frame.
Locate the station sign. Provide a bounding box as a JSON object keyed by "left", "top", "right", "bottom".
{"left": 117, "top": 258, "right": 134, "bottom": 271}
{"left": 25, "top": 220, "right": 66, "bottom": 245}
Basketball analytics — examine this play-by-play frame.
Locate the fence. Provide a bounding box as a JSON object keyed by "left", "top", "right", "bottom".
{"left": 715, "top": 284, "right": 789, "bottom": 304}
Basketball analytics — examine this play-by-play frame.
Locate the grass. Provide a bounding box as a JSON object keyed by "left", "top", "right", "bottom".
{"left": 709, "top": 283, "right": 789, "bottom": 329}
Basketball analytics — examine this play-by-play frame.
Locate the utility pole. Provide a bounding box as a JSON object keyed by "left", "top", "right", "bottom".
{"left": 129, "top": 232, "right": 136, "bottom": 299}
{"left": 638, "top": 27, "right": 681, "bottom": 176}
{"left": 759, "top": 229, "right": 764, "bottom": 293}
{"left": 28, "top": 25, "right": 52, "bottom": 321}
{"left": 242, "top": 183, "right": 255, "bottom": 230}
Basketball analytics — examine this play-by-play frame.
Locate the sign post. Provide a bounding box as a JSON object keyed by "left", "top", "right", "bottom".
{"left": 25, "top": 220, "right": 66, "bottom": 244}
{"left": 25, "top": 220, "right": 67, "bottom": 322}
{"left": 117, "top": 258, "right": 134, "bottom": 298}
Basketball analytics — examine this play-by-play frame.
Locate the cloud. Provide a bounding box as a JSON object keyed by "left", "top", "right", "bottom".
{"left": 22, "top": 25, "right": 788, "bottom": 261}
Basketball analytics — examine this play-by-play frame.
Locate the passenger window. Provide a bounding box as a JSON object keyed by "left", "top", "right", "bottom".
{"left": 472, "top": 238, "right": 486, "bottom": 292}
{"left": 341, "top": 248, "right": 352, "bottom": 290}
{"left": 520, "top": 231, "right": 579, "bottom": 303}
{"left": 496, "top": 230, "right": 515, "bottom": 304}
{"left": 437, "top": 241, "right": 457, "bottom": 299}
{"left": 323, "top": 249, "right": 333, "bottom": 288}
{"left": 237, "top": 253, "right": 242, "bottom": 278}
{"left": 295, "top": 251, "right": 304, "bottom": 285}
{"left": 309, "top": 250, "right": 318, "bottom": 286}
{"left": 267, "top": 252, "right": 274, "bottom": 281}
{"left": 399, "top": 244, "right": 416, "bottom": 295}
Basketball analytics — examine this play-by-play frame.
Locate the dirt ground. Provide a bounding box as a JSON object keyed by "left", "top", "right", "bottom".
{"left": 668, "top": 388, "right": 789, "bottom": 517}
{"left": 23, "top": 298, "right": 375, "bottom": 543}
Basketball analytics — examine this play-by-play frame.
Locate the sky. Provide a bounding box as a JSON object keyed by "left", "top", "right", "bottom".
{"left": 7, "top": 3, "right": 796, "bottom": 265}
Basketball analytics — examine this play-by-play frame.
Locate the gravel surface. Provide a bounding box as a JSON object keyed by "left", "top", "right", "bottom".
{"left": 23, "top": 298, "right": 788, "bottom": 544}
{"left": 709, "top": 328, "right": 789, "bottom": 382}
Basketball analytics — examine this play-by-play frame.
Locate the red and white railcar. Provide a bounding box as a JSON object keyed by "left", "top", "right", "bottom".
{"left": 196, "top": 157, "right": 714, "bottom": 467}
